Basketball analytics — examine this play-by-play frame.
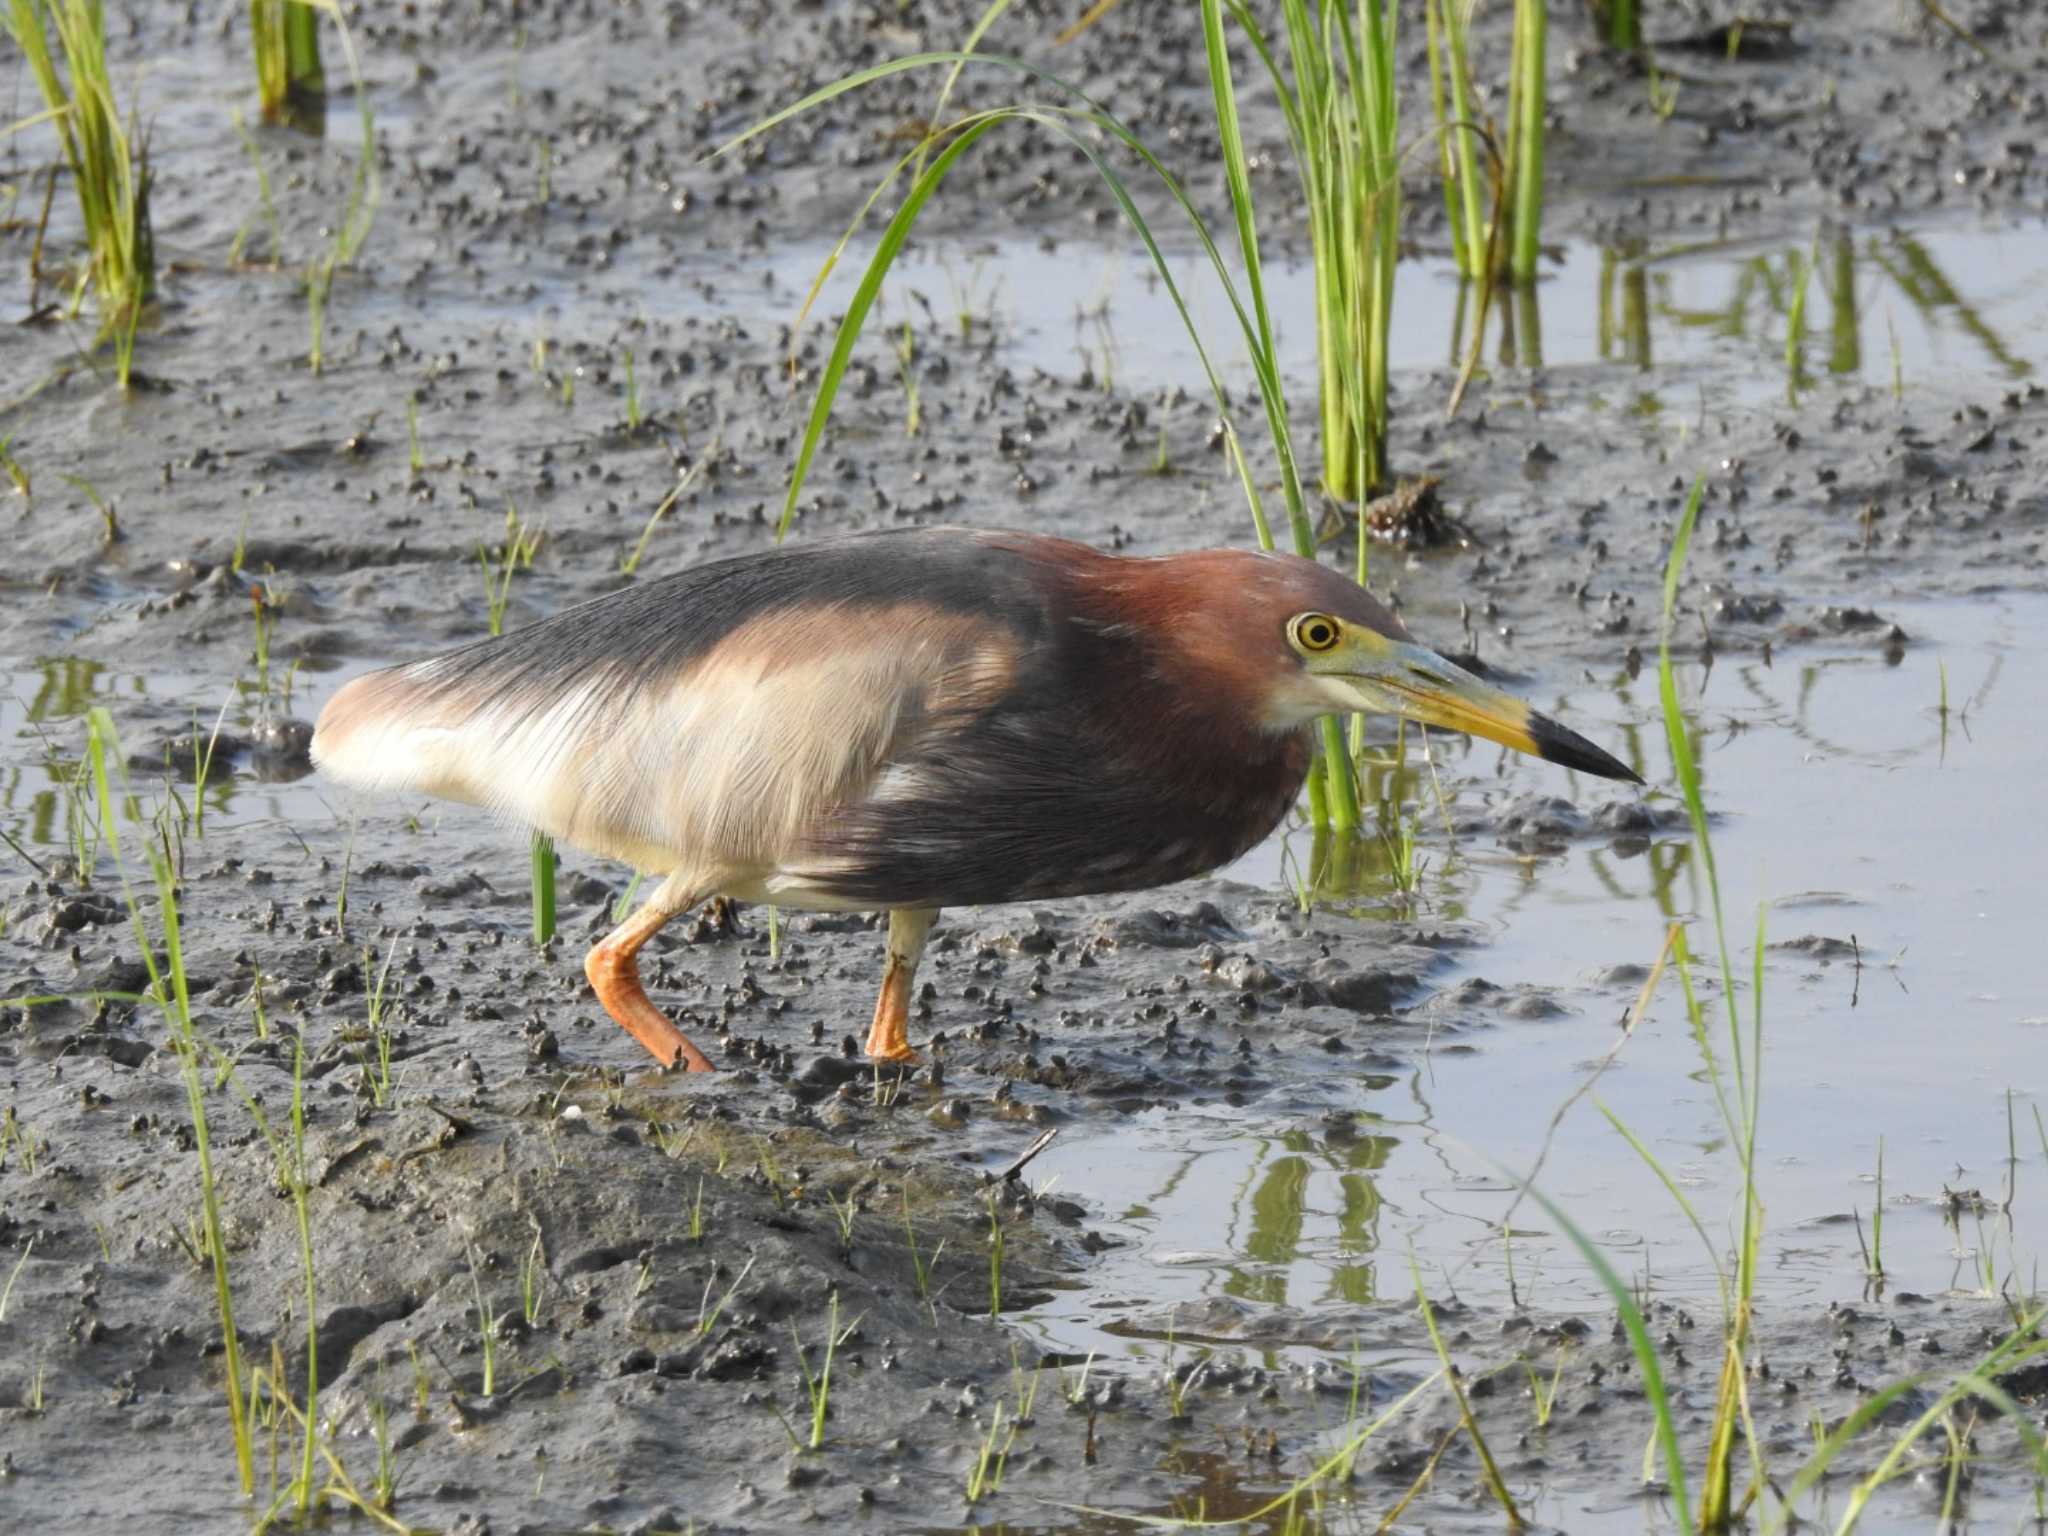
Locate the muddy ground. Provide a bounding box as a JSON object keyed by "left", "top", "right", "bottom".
{"left": 3, "top": 0, "right": 2048, "bottom": 1531}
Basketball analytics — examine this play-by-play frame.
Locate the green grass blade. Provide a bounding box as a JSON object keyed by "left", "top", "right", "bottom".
{"left": 1510, "top": 1176, "right": 1691, "bottom": 1529}
{"left": 775, "top": 116, "right": 1003, "bottom": 538}
{"left": 531, "top": 830, "right": 556, "bottom": 945}
{"left": 1595, "top": 1098, "right": 1732, "bottom": 1317}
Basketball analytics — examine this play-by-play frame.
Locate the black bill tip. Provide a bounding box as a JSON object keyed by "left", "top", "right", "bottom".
{"left": 1528, "top": 711, "right": 1644, "bottom": 785}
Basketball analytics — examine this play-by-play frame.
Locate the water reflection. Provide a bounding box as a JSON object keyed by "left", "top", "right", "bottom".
{"left": 1463, "top": 228, "right": 2033, "bottom": 402}
{"left": 1031, "top": 596, "right": 2048, "bottom": 1362}
{"left": 0, "top": 658, "right": 324, "bottom": 864}
{"left": 739, "top": 219, "right": 2048, "bottom": 419}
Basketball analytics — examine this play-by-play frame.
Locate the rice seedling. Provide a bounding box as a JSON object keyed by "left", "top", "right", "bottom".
{"left": 0, "top": 1233, "right": 35, "bottom": 1321}
{"left": 1504, "top": 1, "right": 1545, "bottom": 286}
{"left": 1594, "top": 0, "right": 1641, "bottom": 50}
{"left": 1429, "top": 0, "right": 1545, "bottom": 286}
{"left": 965, "top": 1397, "right": 1025, "bottom": 1503}
{"left": 1160, "top": 1324, "right": 1204, "bottom": 1422}
{"left": 298, "top": 0, "right": 376, "bottom": 373}
{"left": 227, "top": 111, "right": 285, "bottom": 266}
{"left": 822, "top": 1186, "right": 859, "bottom": 1260}
{"left": 1058, "top": 1351, "right": 1097, "bottom": 1407}
{"left": 60, "top": 471, "right": 117, "bottom": 544}
{"left": 1784, "top": 240, "right": 1817, "bottom": 393}
{"left": 228, "top": 1034, "right": 320, "bottom": 1516}
{"left": 405, "top": 395, "right": 423, "bottom": 473}
{"left": 479, "top": 504, "right": 543, "bottom": 635}
{"left": 530, "top": 831, "right": 556, "bottom": 946}
{"left": 1410, "top": 1255, "right": 1521, "bottom": 1524}
{"left": 366, "top": 1372, "right": 398, "bottom": 1511}
{"left": 789, "top": 1292, "right": 853, "bottom": 1451}
{"left": 750, "top": 1138, "right": 785, "bottom": 1210}
{"left": 516, "top": 1236, "right": 548, "bottom": 1327}
{"left": 361, "top": 935, "right": 399, "bottom": 1107}
{"left": 620, "top": 456, "right": 707, "bottom": 577}
{"left": 4, "top": 0, "right": 154, "bottom": 384}
{"left": 0, "top": 433, "right": 30, "bottom": 498}
{"left": 84, "top": 707, "right": 255, "bottom": 1493}
{"left": 688, "top": 1175, "right": 707, "bottom": 1242}
{"left": 621, "top": 345, "right": 641, "bottom": 429}
{"left": 249, "top": 1375, "right": 428, "bottom": 1534}
{"left": 0, "top": 1106, "right": 42, "bottom": 1174}
{"left": 1520, "top": 1342, "right": 1567, "bottom": 1430}
{"left": 904, "top": 1194, "right": 945, "bottom": 1323}
{"left": 2004, "top": 1089, "right": 2021, "bottom": 1212}
{"left": 405, "top": 1342, "right": 430, "bottom": 1421}
{"left": 892, "top": 320, "right": 922, "bottom": 437}
{"left": 695, "top": 1253, "right": 753, "bottom": 1337}
{"left": 250, "top": 0, "right": 324, "bottom": 129}
{"left": 184, "top": 695, "right": 233, "bottom": 839}
{"left": 1213, "top": 0, "right": 1399, "bottom": 503}
{"left": 1856, "top": 1135, "right": 1886, "bottom": 1281}
{"left": 464, "top": 1246, "right": 504, "bottom": 1395}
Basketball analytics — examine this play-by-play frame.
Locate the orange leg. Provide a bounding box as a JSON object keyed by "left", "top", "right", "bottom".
{"left": 863, "top": 907, "right": 938, "bottom": 1064}
{"left": 585, "top": 883, "right": 717, "bottom": 1073}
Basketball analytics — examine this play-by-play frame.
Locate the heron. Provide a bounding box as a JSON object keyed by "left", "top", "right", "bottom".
{"left": 312, "top": 526, "right": 1639, "bottom": 1071}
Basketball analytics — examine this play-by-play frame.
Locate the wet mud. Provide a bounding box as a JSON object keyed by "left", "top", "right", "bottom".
{"left": 3, "top": 1, "right": 2047, "bottom": 1531}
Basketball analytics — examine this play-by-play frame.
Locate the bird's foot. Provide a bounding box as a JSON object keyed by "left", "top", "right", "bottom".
{"left": 585, "top": 943, "right": 717, "bottom": 1072}
{"left": 861, "top": 1022, "right": 921, "bottom": 1065}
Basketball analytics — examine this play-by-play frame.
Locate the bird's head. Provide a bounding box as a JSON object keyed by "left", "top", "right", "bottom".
{"left": 1165, "top": 549, "right": 1642, "bottom": 784}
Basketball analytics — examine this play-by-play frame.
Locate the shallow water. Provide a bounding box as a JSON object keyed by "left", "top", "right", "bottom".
{"left": 1020, "top": 592, "right": 2048, "bottom": 1364}
{"left": 741, "top": 221, "right": 2048, "bottom": 412}
{"left": 0, "top": 660, "right": 329, "bottom": 864}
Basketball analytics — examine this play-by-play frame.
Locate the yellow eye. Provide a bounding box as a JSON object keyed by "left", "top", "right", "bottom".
{"left": 1293, "top": 614, "right": 1340, "bottom": 653}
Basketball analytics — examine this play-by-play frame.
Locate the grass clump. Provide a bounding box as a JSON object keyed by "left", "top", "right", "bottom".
{"left": 1428, "top": 0, "right": 1546, "bottom": 286}
{"left": 1212, "top": 0, "right": 1399, "bottom": 503}
{"left": 4, "top": 0, "right": 154, "bottom": 385}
